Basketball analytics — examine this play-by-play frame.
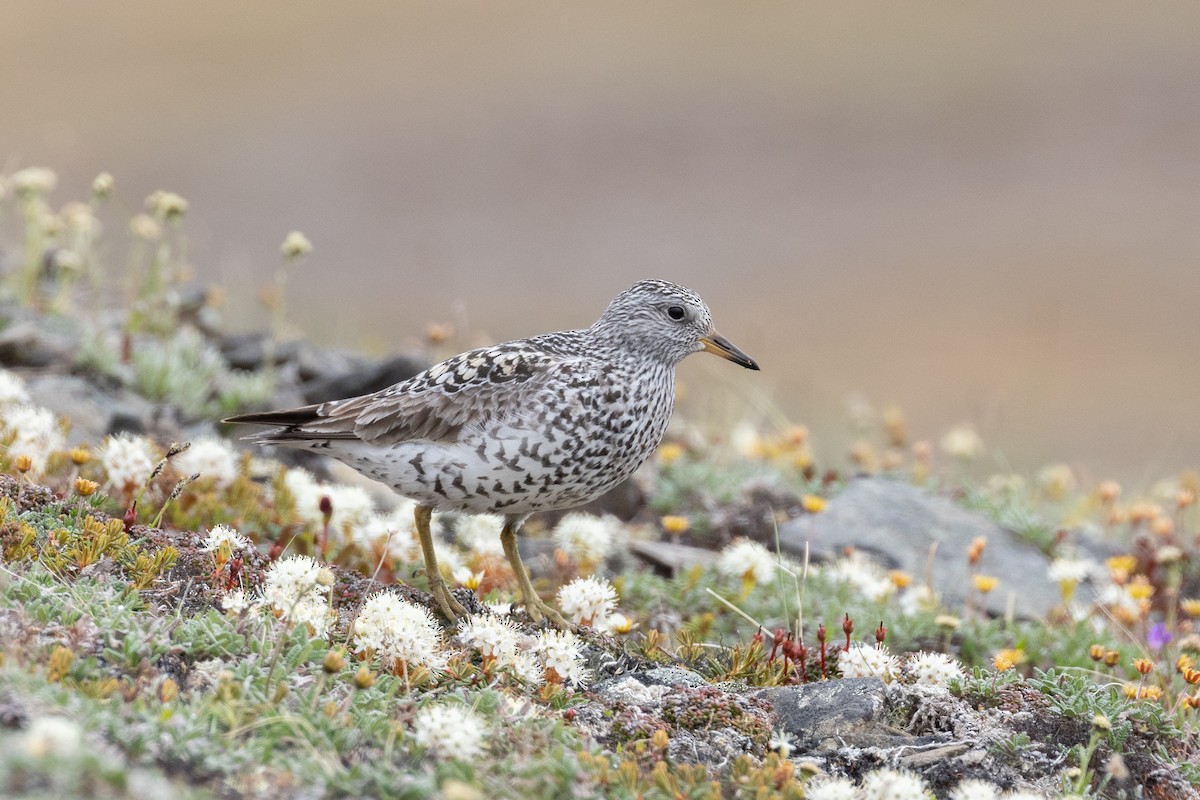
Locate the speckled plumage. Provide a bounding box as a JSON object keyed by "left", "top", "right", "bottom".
{"left": 226, "top": 279, "right": 758, "bottom": 625}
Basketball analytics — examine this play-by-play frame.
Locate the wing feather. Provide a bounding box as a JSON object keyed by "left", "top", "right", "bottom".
{"left": 226, "top": 342, "right": 590, "bottom": 447}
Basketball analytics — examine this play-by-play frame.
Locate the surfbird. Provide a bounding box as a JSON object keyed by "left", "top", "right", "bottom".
{"left": 226, "top": 279, "right": 759, "bottom": 626}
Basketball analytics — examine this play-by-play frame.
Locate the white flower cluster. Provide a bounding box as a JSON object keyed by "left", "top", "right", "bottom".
{"left": 1047, "top": 557, "right": 1095, "bottom": 584}
{"left": 556, "top": 576, "right": 618, "bottom": 627}
{"left": 552, "top": 513, "right": 621, "bottom": 564}
{"left": 905, "top": 651, "right": 964, "bottom": 688}
{"left": 837, "top": 643, "right": 899, "bottom": 684}
{"left": 352, "top": 592, "right": 446, "bottom": 672}
{"left": 100, "top": 433, "right": 159, "bottom": 495}
{"left": 457, "top": 613, "right": 542, "bottom": 685}
{"left": 826, "top": 554, "right": 895, "bottom": 603}
{"left": 811, "top": 773, "right": 1043, "bottom": 800}
{"left": 261, "top": 554, "right": 333, "bottom": 636}
{"left": 412, "top": 703, "right": 487, "bottom": 761}
{"left": 454, "top": 513, "right": 505, "bottom": 556}
{"left": 536, "top": 628, "right": 590, "bottom": 687}
{"left": 284, "top": 469, "right": 375, "bottom": 538}
{"left": 221, "top": 589, "right": 251, "bottom": 615}
{"left": 1, "top": 404, "right": 64, "bottom": 474}
{"left": 950, "top": 780, "right": 1047, "bottom": 800}
{"left": 861, "top": 768, "right": 928, "bottom": 800}
{"left": 353, "top": 500, "right": 418, "bottom": 561}
{"left": 174, "top": 436, "right": 239, "bottom": 487}
{"left": 201, "top": 524, "right": 252, "bottom": 555}
{"left": 716, "top": 539, "right": 777, "bottom": 585}
{"left": 0, "top": 370, "right": 31, "bottom": 406}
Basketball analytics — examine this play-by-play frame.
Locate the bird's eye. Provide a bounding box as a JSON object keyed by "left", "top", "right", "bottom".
{"left": 667, "top": 306, "right": 686, "bottom": 321}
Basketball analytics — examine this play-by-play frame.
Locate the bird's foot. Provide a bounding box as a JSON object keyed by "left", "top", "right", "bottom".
{"left": 429, "top": 577, "right": 468, "bottom": 622}
{"left": 523, "top": 596, "right": 572, "bottom": 630}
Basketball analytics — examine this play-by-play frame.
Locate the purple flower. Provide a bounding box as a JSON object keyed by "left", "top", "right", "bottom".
{"left": 1147, "top": 622, "right": 1172, "bottom": 651}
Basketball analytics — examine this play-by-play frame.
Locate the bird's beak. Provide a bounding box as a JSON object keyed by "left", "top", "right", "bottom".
{"left": 699, "top": 332, "right": 760, "bottom": 370}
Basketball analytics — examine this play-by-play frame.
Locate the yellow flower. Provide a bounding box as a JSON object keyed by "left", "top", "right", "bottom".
{"left": 888, "top": 570, "right": 913, "bottom": 589}
{"left": 973, "top": 575, "right": 999, "bottom": 594}
{"left": 14, "top": 455, "right": 32, "bottom": 473}
{"left": 1105, "top": 554, "right": 1138, "bottom": 580}
{"left": 69, "top": 447, "right": 91, "bottom": 465}
{"left": 993, "top": 650, "right": 1020, "bottom": 672}
{"left": 801, "top": 494, "right": 827, "bottom": 513}
{"left": 1177, "top": 654, "right": 1196, "bottom": 673}
{"left": 661, "top": 515, "right": 690, "bottom": 535}
{"left": 1127, "top": 576, "right": 1155, "bottom": 602}
{"left": 658, "top": 443, "right": 685, "bottom": 464}
{"left": 74, "top": 478, "right": 98, "bottom": 497}
{"left": 1133, "top": 658, "right": 1154, "bottom": 676}
{"left": 1181, "top": 598, "right": 1200, "bottom": 618}
{"left": 967, "top": 536, "right": 987, "bottom": 566}
{"left": 1103, "top": 650, "right": 1120, "bottom": 667}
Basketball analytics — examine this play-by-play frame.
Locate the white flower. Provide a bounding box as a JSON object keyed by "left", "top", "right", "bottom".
{"left": 10, "top": 167, "right": 58, "bottom": 196}
{"left": 827, "top": 555, "right": 895, "bottom": 603}
{"left": 455, "top": 514, "right": 505, "bottom": 556}
{"left": 284, "top": 469, "right": 375, "bottom": 541}
{"left": 536, "top": 628, "right": 590, "bottom": 688}
{"left": 486, "top": 601, "right": 513, "bottom": 616}
{"left": 352, "top": 592, "right": 445, "bottom": 671}
{"left": 100, "top": 433, "right": 159, "bottom": 495}
{"left": 452, "top": 565, "right": 485, "bottom": 589}
{"left": 604, "top": 611, "right": 636, "bottom": 635}
{"left": 716, "top": 539, "right": 777, "bottom": 585}
{"left": 940, "top": 424, "right": 983, "bottom": 460}
{"left": 950, "top": 779, "right": 1001, "bottom": 800}
{"left": 898, "top": 584, "right": 941, "bottom": 616}
{"left": 201, "top": 524, "right": 252, "bottom": 555}
{"left": 838, "top": 644, "right": 898, "bottom": 683}
{"left": 174, "top": 437, "right": 239, "bottom": 487}
{"left": 553, "top": 513, "right": 621, "bottom": 563}
{"left": 323, "top": 483, "right": 374, "bottom": 535}
{"left": 280, "top": 230, "right": 313, "bottom": 259}
{"left": 861, "top": 768, "right": 928, "bottom": 800}
{"left": 412, "top": 703, "right": 486, "bottom": 761}
{"left": 458, "top": 613, "right": 519, "bottom": 660}
{"left": 0, "top": 370, "right": 31, "bottom": 405}
{"left": 2, "top": 404, "right": 64, "bottom": 474}
{"left": 556, "top": 576, "right": 618, "bottom": 627}
{"left": 805, "top": 776, "right": 861, "bottom": 800}
{"left": 22, "top": 715, "right": 82, "bottom": 759}
{"left": 1048, "top": 558, "right": 1094, "bottom": 584}
{"left": 145, "top": 189, "right": 188, "bottom": 219}
{"left": 221, "top": 589, "right": 251, "bottom": 614}
{"left": 353, "top": 501, "right": 417, "bottom": 559}
{"left": 768, "top": 727, "right": 794, "bottom": 758}
{"left": 907, "top": 651, "right": 964, "bottom": 688}
{"left": 261, "top": 555, "right": 332, "bottom": 636}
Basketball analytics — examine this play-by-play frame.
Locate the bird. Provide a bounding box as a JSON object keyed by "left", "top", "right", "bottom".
{"left": 225, "top": 279, "right": 759, "bottom": 627}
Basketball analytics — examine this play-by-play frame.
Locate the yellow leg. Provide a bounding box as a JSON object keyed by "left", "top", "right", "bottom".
{"left": 415, "top": 506, "right": 467, "bottom": 621}
{"left": 500, "top": 518, "right": 569, "bottom": 629}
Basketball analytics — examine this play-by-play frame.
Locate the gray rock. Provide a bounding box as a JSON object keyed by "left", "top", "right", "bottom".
{"left": 778, "top": 478, "right": 1068, "bottom": 619}
{"left": 26, "top": 373, "right": 161, "bottom": 444}
{"left": 754, "top": 677, "right": 887, "bottom": 748}
{"left": 0, "top": 314, "right": 81, "bottom": 368}
{"left": 628, "top": 539, "right": 716, "bottom": 577}
{"left": 300, "top": 353, "right": 427, "bottom": 404}
{"left": 638, "top": 667, "right": 708, "bottom": 689}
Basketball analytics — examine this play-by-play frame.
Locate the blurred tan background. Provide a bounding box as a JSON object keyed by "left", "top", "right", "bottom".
{"left": 4, "top": 2, "right": 1200, "bottom": 484}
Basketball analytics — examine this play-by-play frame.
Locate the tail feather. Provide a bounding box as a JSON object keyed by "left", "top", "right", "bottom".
{"left": 224, "top": 404, "right": 358, "bottom": 446}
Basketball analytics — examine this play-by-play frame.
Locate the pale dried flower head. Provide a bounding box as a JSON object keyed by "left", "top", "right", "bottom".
{"left": 281, "top": 230, "right": 313, "bottom": 260}
{"left": 261, "top": 554, "right": 333, "bottom": 636}
{"left": 536, "top": 628, "right": 590, "bottom": 687}
{"left": 1, "top": 403, "right": 64, "bottom": 474}
{"left": 10, "top": 167, "right": 58, "bottom": 197}
{"left": 91, "top": 172, "right": 115, "bottom": 198}
{"left": 838, "top": 643, "right": 898, "bottom": 683}
{"left": 146, "top": 190, "right": 188, "bottom": 220}
{"left": 99, "top": 433, "right": 159, "bottom": 496}
{"left": 940, "top": 424, "right": 983, "bottom": 460}
{"left": 716, "top": 538, "right": 777, "bottom": 586}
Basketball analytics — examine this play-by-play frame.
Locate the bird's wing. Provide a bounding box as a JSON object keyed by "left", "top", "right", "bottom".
{"left": 226, "top": 342, "right": 594, "bottom": 446}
